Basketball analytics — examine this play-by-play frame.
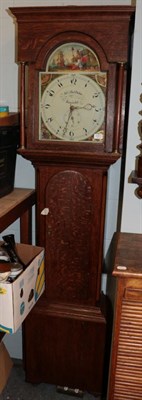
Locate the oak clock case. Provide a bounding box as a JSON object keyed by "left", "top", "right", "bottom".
{"left": 10, "top": 6, "right": 135, "bottom": 397}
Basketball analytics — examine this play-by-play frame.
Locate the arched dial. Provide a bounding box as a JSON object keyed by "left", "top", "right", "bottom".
{"left": 40, "top": 73, "right": 105, "bottom": 142}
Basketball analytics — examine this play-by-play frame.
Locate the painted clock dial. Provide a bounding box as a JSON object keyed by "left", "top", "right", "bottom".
{"left": 39, "top": 42, "right": 106, "bottom": 143}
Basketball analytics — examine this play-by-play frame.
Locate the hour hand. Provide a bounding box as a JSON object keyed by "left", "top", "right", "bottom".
{"left": 71, "top": 103, "right": 95, "bottom": 111}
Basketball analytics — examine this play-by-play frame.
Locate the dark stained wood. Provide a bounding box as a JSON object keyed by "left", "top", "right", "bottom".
{"left": 22, "top": 163, "right": 108, "bottom": 396}
{"left": 19, "top": 148, "right": 120, "bottom": 167}
{"left": 113, "top": 232, "right": 142, "bottom": 277}
{"left": 36, "top": 165, "right": 107, "bottom": 304}
{"left": 10, "top": 6, "right": 134, "bottom": 63}
{"left": 24, "top": 299, "right": 106, "bottom": 394}
{"left": 113, "top": 63, "right": 125, "bottom": 153}
{"left": 10, "top": 5, "right": 135, "bottom": 156}
{"left": 107, "top": 233, "right": 142, "bottom": 399}
{"left": 0, "top": 333, "right": 5, "bottom": 341}
{"left": 132, "top": 170, "right": 142, "bottom": 198}
{"left": 10, "top": 6, "right": 135, "bottom": 396}
{"left": 20, "top": 62, "right": 26, "bottom": 149}
{"left": 0, "top": 188, "right": 36, "bottom": 244}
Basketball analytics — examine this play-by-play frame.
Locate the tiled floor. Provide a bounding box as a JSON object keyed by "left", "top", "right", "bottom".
{"left": 0, "top": 361, "right": 102, "bottom": 400}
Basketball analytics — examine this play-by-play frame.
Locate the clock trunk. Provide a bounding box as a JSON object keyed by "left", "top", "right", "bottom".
{"left": 23, "top": 164, "right": 107, "bottom": 395}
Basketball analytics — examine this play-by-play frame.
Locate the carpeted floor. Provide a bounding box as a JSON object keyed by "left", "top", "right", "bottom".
{"left": 0, "top": 360, "right": 101, "bottom": 400}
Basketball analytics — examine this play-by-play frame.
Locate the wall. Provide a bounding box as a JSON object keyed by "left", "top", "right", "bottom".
{"left": 0, "top": 0, "right": 137, "bottom": 359}
{"left": 121, "top": 0, "right": 142, "bottom": 232}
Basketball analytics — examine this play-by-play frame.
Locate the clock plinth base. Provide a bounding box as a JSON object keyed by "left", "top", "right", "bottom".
{"left": 23, "top": 298, "right": 107, "bottom": 396}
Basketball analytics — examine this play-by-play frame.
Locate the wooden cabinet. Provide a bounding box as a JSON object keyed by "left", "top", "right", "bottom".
{"left": 10, "top": 5, "right": 135, "bottom": 396}
{"left": 107, "top": 233, "right": 142, "bottom": 400}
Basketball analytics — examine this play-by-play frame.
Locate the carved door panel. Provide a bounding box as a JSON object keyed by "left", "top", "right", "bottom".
{"left": 37, "top": 165, "right": 107, "bottom": 305}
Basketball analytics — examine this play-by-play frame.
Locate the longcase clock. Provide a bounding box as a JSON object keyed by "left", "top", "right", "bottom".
{"left": 10, "top": 6, "right": 135, "bottom": 396}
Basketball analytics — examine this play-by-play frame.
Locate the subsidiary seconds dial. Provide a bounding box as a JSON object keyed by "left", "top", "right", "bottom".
{"left": 40, "top": 73, "right": 105, "bottom": 142}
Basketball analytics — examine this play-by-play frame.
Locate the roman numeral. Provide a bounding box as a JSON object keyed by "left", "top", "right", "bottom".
{"left": 70, "top": 77, "right": 77, "bottom": 85}
{"left": 57, "top": 80, "right": 63, "bottom": 88}
{"left": 46, "top": 89, "right": 55, "bottom": 97}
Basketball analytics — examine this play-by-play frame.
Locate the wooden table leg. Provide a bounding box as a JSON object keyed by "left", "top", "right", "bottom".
{"left": 0, "top": 332, "right": 5, "bottom": 341}
{"left": 20, "top": 208, "right": 32, "bottom": 244}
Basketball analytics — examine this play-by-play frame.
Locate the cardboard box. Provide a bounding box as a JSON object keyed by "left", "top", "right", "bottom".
{"left": 0, "top": 341, "right": 13, "bottom": 394}
{"left": 0, "top": 243, "right": 45, "bottom": 334}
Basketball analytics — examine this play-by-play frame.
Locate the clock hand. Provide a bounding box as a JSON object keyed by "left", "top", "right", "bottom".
{"left": 71, "top": 103, "right": 96, "bottom": 111}
{"left": 63, "top": 106, "right": 74, "bottom": 134}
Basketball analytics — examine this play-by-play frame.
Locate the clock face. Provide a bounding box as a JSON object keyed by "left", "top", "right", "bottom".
{"left": 39, "top": 42, "right": 107, "bottom": 143}
{"left": 40, "top": 73, "right": 105, "bottom": 142}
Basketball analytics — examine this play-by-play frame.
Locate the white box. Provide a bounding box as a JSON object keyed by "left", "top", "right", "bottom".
{"left": 0, "top": 243, "right": 45, "bottom": 334}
